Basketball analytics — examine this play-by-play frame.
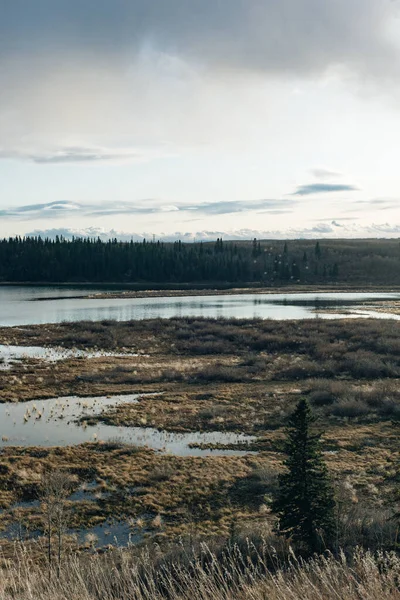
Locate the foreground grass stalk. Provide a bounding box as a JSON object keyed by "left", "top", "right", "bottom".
{"left": 1, "top": 543, "right": 400, "bottom": 599}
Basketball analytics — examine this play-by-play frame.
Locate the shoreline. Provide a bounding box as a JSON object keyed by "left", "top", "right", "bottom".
{"left": 83, "top": 286, "right": 400, "bottom": 301}
{"left": 12, "top": 284, "right": 400, "bottom": 302}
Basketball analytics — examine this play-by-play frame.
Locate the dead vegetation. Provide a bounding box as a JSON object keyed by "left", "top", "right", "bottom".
{"left": 0, "top": 317, "right": 399, "bottom": 555}
{"left": 2, "top": 542, "right": 400, "bottom": 600}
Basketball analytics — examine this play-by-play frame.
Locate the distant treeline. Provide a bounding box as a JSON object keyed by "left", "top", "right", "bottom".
{"left": 0, "top": 236, "right": 399, "bottom": 285}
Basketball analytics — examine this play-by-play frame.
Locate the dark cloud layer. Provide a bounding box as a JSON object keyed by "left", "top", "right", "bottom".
{"left": 0, "top": 1, "right": 397, "bottom": 77}
{"left": 0, "top": 0, "right": 399, "bottom": 170}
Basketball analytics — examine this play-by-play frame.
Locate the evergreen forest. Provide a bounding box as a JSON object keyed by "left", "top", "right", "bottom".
{"left": 0, "top": 236, "right": 398, "bottom": 285}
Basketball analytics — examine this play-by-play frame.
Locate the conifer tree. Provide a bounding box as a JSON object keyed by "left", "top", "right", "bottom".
{"left": 252, "top": 238, "right": 258, "bottom": 258}
{"left": 272, "top": 399, "right": 336, "bottom": 553}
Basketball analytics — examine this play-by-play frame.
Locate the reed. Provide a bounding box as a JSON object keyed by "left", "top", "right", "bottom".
{"left": 1, "top": 542, "right": 400, "bottom": 600}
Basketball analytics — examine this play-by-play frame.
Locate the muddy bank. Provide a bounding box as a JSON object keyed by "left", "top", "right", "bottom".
{"left": 80, "top": 285, "right": 400, "bottom": 300}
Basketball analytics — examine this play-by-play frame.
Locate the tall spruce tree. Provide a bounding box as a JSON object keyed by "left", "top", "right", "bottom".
{"left": 272, "top": 398, "right": 336, "bottom": 553}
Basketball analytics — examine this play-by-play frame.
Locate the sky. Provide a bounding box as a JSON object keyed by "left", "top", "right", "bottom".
{"left": 0, "top": 0, "right": 400, "bottom": 241}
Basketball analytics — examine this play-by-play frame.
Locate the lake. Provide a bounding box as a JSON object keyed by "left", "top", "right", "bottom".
{"left": 0, "top": 286, "right": 399, "bottom": 326}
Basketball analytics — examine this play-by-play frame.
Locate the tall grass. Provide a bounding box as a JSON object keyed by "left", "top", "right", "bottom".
{"left": 2, "top": 542, "right": 400, "bottom": 599}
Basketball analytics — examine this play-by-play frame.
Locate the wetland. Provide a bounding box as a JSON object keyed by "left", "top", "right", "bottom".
{"left": 0, "top": 311, "right": 399, "bottom": 552}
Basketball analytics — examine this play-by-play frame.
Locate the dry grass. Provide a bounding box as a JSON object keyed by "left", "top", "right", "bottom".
{"left": 1, "top": 543, "right": 400, "bottom": 599}
{"left": 0, "top": 444, "right": 269, "bottom": 547}
{"left": 0, "top": 417, "right": 397, "bottom": 554}
{"left": 1, "top": 317, "right": 400, "bottom": 403}
{"left": 0, "top": 318, "right": 400, "bottom": 555}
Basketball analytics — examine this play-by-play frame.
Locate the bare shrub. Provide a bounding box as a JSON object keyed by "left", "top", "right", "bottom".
{"left": 274, "top": 360, "right": 327, "bottom": 380}
{"left": 39, "top": 470, "right": 74, "bottom": 574}
{"left": 340, "top": 352, "right": 399, "bottom": 379}
{"left": 309, "top": 389, "right": 336, "bottom": 407}
{"left": 331, "top": 398, "right": 370, "bottom": 418}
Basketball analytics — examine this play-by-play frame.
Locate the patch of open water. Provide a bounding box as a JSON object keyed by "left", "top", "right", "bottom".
{"left": 69, "top": 519, "right": 147, "bottom": 548}
{"left": 0, "top": 345, "right": 143, "bottom": 370}
{"left": 0, "top": 394, "right": 256, "bottom": 456}
{"left": 0, "top": 519, "right": 146, "bottom": 548}
{"left": 0, "top": 286, "right": 400, "bottom": 325}
{"left": 0, "top": 487, "right": 149, "bottom": 548}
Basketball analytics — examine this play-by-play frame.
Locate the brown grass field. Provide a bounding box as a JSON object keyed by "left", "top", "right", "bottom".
{"left": 0, "top": 316, "right": 399, "bottom": 598}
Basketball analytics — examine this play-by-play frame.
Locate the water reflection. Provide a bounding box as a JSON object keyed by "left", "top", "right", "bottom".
{"left": 0, "top": 345, "right": 142, "bottom": 370}
{"left": 0, "top": 394, "right": 256, "bottom": 456}
{"left": 0, "top": 286, "right": 399, "bottom": 326}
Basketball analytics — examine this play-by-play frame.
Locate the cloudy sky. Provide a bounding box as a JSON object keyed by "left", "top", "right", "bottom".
{"left": 1, "top": 0, "right": 400, "bottom": 240}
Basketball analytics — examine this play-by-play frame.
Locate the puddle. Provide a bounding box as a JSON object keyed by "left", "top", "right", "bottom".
{"left": 0, "top": 344, "right": 144, "bottom": 370}
{"left": 0, "top": 516, "right": 147, "bottom": 548}
{"left": 0, "top": 522, "right": 42, "bottom": 542}
{"left": 69, "top": 519, "right": 146, "bottom": 548}
{"left": 13, "top": 499, "right": 41, "bottom": 509}
{"left": 0, "top": 394, "right": 256, "bottom": 456}
{"left": 0, "top": 479, "right": 151, "bottom": 548}
{"left": 68, "top": 481, "right": 107, "bottom": 502}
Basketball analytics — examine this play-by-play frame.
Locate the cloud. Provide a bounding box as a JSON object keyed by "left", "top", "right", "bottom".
{"left": 364, "top": 223, "right": 400, "bottom": 235}
{"left": 0, "top": 201, "right": 159, "bottom": 219}
{"left": 184, "top": 200, "right": 292, "bottom": 215}
{"left": 292, "top": 183, "right": 359, "bottom": 196}
{"left": 356, "top": 198, "right": 398, "bottom": 206}
{"left": 0, "top": 1, "right": 397, "bottom": 78}
{"left": 344, "top": 198, "right": 400, "bottom": 212}
{"left": 0, "top": 0, "right": 399, "bottom": 162}
{"left": 0, "top": 148, "right": 136, "bottom": 165}
{"left": 0, "top": 146, "right": 172, "bottom": 165}
{"left": 25, "top": 221, "right": 400, "bottom": 242}
{"left": 311, "top": 168, "right": 342, "bottom": 181}
{"left": 0, "top": 199, "right": 294, "bottom": 220}
{"left": 0, "top": 201, "right": 83, "bottom": 218}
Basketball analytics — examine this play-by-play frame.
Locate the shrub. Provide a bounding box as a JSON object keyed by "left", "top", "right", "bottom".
{"left": 309, "top": 390, "right": 336, "bottom": 407}
{"left": 274, "top": 360, "right": 327, "bottom": 380}
{"left": 331, "top": 399, "right": 370, "bottom": 418}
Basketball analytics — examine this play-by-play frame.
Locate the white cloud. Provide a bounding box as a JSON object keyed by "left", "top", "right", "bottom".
{"left": 25, "top": 222, "right": 400, "bottom": 242}
{"left": 0, "top": 199, "right": 294, "bottom": 220}
{"left": 0, "top": 1, "right": 400, "bottom": 238}
{"left": 311, "top": 168, "right": 342, "bottom": 181}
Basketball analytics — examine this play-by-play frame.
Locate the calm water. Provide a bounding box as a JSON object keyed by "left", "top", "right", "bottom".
{"left": 0, "top": 286, "right": 399, "bottom": 326}
{"left": 0, "top": 518, "right": 141, "bottom": 548}
{"left": 0, "top": 394, "right": 256, "bottom": 456}
{"left": 0, "top": 344, "right": 142, "bottom": 370}
{"left": 0, "top": 480, "right": 150, "bottom": 547}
